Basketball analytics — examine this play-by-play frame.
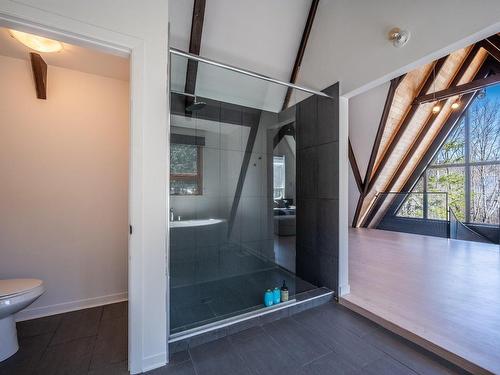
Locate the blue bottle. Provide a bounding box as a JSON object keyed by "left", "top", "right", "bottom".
{"left": 264, "top": 289, "right": 274, "bottom": 307}
{"left": 273, "top": 287, "right": 281, "bottom": 304}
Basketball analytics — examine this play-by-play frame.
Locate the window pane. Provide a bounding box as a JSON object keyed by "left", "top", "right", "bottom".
{"left": 171, "top": 143, "right": 198, "bottom": 174}
{"left": 470, "top": 164, "right": 500, "bottom": 224}
{"left": 396, "top": 193, "right": 424, "bottom": 218}
{"left": 469, "top": 87, "right": 500, "bottom": 162}
{"left": 170, "top": 179, "right": 199, "bottom": 195}
{"left": 428, "top": 193, "right": 448, "bottom": 220}
{"left": 273, "top": 155, "right": 285, "bottom": 199}
{"left": 432, "top": 117, "right": 465, "bottom": 165}
{"left": 427, "top": 167, "right": 465, "bottom": 221}
{"left": 396, "top": 176, "right": 424, "bottom": 218}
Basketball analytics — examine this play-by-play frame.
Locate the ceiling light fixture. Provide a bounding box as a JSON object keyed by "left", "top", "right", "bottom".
{"left": 388, "top": 27, "right": 411, "bottom": 48}
{"left": 9, "top": 29, "right": 63, "bottom": 53}
{"left": 451, "top": 98, "right": 460, "bottom": 110}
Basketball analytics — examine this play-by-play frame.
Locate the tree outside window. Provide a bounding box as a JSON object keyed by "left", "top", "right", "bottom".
{"left": 170, "top": 143, "right": 203, "bottom": 195}
{"left": 397, "top": 85, "right": 500, "bottom": 225}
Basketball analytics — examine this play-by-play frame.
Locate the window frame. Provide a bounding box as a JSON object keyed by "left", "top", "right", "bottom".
{"left": 170, "top": 143, "right": 203, "bottom": 196}
{"left": 405, "top": 95, "right": 499, "bottom": 225}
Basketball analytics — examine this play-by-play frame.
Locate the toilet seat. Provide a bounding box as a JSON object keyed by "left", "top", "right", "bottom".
{"left": 0, "top": 279, "right": 43, "bottom": 299}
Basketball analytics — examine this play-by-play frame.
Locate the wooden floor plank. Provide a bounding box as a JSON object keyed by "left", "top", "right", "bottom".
{"left": 344, "top": 228, "right": 500, "bottom": 374}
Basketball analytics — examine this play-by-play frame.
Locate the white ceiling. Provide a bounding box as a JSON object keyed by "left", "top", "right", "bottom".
{"left": 0, "top": 27, "right": 129, "bottom": 81}
{"left": 169, "top": 0, "right": 312, "bottom": 112}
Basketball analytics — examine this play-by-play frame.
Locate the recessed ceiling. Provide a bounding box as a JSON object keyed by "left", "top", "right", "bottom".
{"left": 0, "top": 27, "right": 129, "bottom": 81}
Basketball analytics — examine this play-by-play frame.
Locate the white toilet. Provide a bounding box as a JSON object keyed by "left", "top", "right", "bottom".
{"left": 0, "top": 279, "right": 45, "bottom": 362}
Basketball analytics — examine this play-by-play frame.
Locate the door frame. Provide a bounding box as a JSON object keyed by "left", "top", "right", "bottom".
{"left": 0, "top": 6, "right": 168, "bottom": 374}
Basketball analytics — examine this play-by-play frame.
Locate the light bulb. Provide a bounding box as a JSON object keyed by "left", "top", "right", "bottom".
{"left": 451, "top": 101, "right": 460, "bottom": 110}
{"left": 432, "top": 104, "right": 441, "bottom": 113}
{"left": 9, "top": 29, "right": 63, "bottom": 53}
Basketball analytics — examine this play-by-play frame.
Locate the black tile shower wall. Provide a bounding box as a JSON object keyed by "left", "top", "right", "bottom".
{"left": 296, "top": 83, "right": 340, "bottom": 293}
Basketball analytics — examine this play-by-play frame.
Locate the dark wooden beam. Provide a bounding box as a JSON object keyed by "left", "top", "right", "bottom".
{"left": 413, "top": 74, "right": 500, "bottom": 105}
{"left": 281, "top": 0, "right": 320, "bottom": 111}
{"left": 184, "top": 0, "right": 206, "bottom": 100}
{"left": 348, "top": 139, "right": 363, "bottom": 194}
{"left": 363, "top": 54, "right": 451, "bottom": 197}
{"left": 273, "top": 123, "right": 295, "bottom": 148}
{"left": 481, "top": 39, "right": 500, "bottom": 63}
{"left": 30, "top": 52, "right": 47, "bottom": 100}
{"left": 227, "top": 116, "right": 261, "bottom": 238}
{"left": 351, "top": 75, "right": 403, "bottom": 227}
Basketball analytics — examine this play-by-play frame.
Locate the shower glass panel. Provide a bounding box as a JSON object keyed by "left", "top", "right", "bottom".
{"left": 169, "top": 51, "right": 326, "bottom": 334}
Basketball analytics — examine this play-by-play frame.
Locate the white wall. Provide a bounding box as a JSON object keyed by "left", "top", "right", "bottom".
{"left": 299, "top": 0, "right": 500, "bottom": 96}
{"left": 0, "top": 1, "right": 169, "bottom": 373}
{"left": 0, "top": 54, "right": 129, "bottom": 318}
{"left": 348, "top": 81, "right": 390, "bottom": 223}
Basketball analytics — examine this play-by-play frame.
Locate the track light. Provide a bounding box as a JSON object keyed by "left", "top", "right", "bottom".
{"left": 432, "top": 104, "right": 441, "bottom": 113}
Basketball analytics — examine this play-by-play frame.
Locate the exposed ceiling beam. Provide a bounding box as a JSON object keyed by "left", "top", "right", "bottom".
{"left": 30, "top": 52, "right": 47, "bottom": 100}
{"left": 184, "top": 0, "right": 206, "bottom": 100}
{"left": 352, "top": 75, "right": 403, "bottom": 227}
{"left": 363, "top": 55, "right": 491, "bottom": 228}
{"left": 348, "top": 139, "right": 363, "bottom": 194}
{"left": 413, "top": 74, "right": 500, "bottom": 105}
{"left": 363, "top": 54, "right": 451, "bottom": 197}
{"left": 281, "top": 0, "right": 320, "bottom": 111}
{"left": 399, "top": 60, "right": 494, "bottom": 195}
{"left": 481, "top": 38, "right": 500, "bottom": 63}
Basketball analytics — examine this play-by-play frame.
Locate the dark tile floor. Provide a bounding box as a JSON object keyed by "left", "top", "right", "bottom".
{"left": 156, "top": 303, "right": 469, "bottom": 375}
{"left": 0, "top": 302, "right": 128, "bottom": 375}
{"left": 1, "top": 301, "right": 469, "bottom": 375}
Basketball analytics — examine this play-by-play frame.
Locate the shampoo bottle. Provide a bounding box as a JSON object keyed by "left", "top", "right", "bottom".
{"left": 264, "top": 289, "right": 274, "bottom": 307}
{"left": 280, "top": 280, "right": 289, "bottom": 302}
{"left": 273, "top": 287, "right": 281, "bottom": 304}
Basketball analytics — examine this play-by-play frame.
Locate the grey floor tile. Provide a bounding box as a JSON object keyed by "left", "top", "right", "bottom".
{"left": 168, "top": 350, "right": 191, "bottom": 365}
{"left": 355, "top": 355, "right": 417, "bottom": 375}
{"left": 0, "top": 333, "right": 51, "bottom": 375}
{"left": 87, "top": 361, "right": 129, "bottom": 375}
{"left": 231, "top": 327, "right": 300, "bottom": 375}
{"left": 364, "top": 328, "right": 467, "bottom": 375}
{"left": 146, "top": 361, "right": 197, "bottom": 375}
{"left": 90, "top": 318, "right": 127, "bottom": 370}
{"left": 263, "top": 317, "right": 332, "bottom": 365}
{"left": 102, "top": 302, "right": 128, "bottom": 321}
{"left": 35, "top": 336, "right": 95, "bottom": 375}
{"left": 301, "top": 351, "right": 358, "bottom": 375}
{"left": 16, "top": 315, "right": 62, "bottom": 339}
{"left": 228, "top": 326, "right": 266, "bottom": 343}
{"left": 189, "top": 337, "right": 251, "bottom": 375}
{"left": 292, "top": 308, "right": 384, "bottom": 367}
{"left": 49, "top": 306, "right": 102, "bottom": 345}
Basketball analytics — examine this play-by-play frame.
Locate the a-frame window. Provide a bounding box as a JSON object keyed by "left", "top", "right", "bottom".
{"left": 397, "top": 85, "right": 500, "bottom": 225}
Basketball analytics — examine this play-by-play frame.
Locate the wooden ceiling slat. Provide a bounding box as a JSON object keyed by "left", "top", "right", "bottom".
{"left": 363, "top": 56, "right": 448, "bottom": 196}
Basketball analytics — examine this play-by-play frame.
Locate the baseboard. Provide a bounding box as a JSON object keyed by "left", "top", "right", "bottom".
{"left": 15, "top": 292, "right": 128, "bottom": 322}
{"left": 140, "top": 352, "right": 167, "bottom": 373}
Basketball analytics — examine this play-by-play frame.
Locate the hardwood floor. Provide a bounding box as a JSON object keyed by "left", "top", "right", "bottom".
{"left": 344, "top": 228, "right": 500, "bottom": 374}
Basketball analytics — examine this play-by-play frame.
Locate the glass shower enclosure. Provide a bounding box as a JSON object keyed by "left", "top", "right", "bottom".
{"left": 168, "top": 49, "right": 331, "bottom": 334}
